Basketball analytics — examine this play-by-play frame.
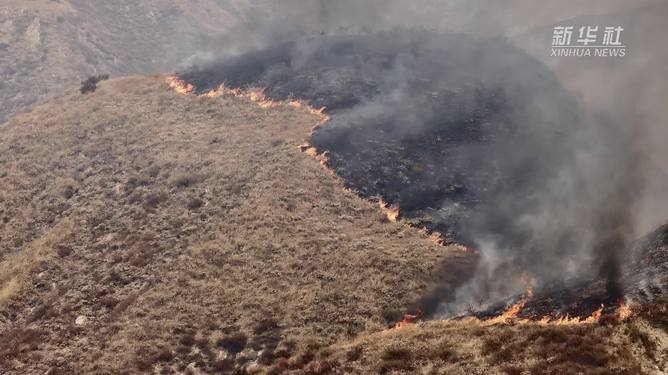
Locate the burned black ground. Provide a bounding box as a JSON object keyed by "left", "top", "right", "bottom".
{"left": 179, "top": 29, "right": 666, "bottom": 320}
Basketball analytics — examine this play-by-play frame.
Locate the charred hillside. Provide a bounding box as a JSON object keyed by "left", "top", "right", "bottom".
{"left": 181, "top": 30, "right": 582, "bottom": 248}
{"left": 180, "top": 30, "right": 650, "bottom": 314}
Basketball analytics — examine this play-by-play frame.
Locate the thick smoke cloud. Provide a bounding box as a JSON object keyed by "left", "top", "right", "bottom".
{"left": 184, "top": 1, "right": 667, "bottom": 315}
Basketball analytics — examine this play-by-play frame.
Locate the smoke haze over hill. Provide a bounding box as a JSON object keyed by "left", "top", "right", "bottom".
{"left": 180, "top": 1, "right": 668, "bottom": 314}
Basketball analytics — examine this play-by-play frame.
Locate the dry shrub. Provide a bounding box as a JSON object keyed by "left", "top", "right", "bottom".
{"left": 380, "top": 307, "right": 403, "bottom": 325}
{"left": 636, "top": 300, "right": 668, "bottom": 329}
{"left": 381, "top": 346, "right": 412, "bottom": 362}
{"left": 502, "top": 366, "right": 524, "bottom": 375}
{"left": 100, "top": 295, "right": 119, "bottom": 310}
{"left": 289, "top": 351, "right": 315, "bottom": 370}
{"left": 179, "top": 333, "right": 196, "bottom": 347}
{"left": 128, "top": 247, "right": 155, "bottom": 268}
{"left": 156, "top": 348, "right": 174, "bottom": 362}
{"left": 186, "top": 197, "right": 204, "bottom": 210}
{"left": 80, "top": 74, "right": 109, "bottom": 94}
{"left": 305, "top": 360, "right": 338, "bottom": 374}
{"left": 170, "top": 174, "right": 200, "bottom": 189}
{"left": 212, "top": 358, "right": 235, "bottom": 372}
{"left": 110, "top": 291, "right": 141, "bottom": 320}
{"left": 0, "top": 328, "right": 42, "bottom": 362}
{"left": 345, "top": 346, "right": 363, "bottom": 362}
{"left": 134, "top": 346, "right": 162, "bottom": 371}
{"left": 422, "top": 341, "right": 457, "bottom": 362}
{"left": 528, "top": 326, "right": 569, "bottom": 343}
{"left": 379, "top": 359, "right": 412, "bottom": 374}
{"left": 61, "top": 184, "right": 75, "bottom": 199}
{"left": 56, "top": 245, "right": 72, "bottom": 257}
{"left": 481, "top": 335, "right": 505, "bottom": 355}
{"left": 379, "top": 345, "right": 413, "bottom": 373}
{"left": 0, "top": 277, "right": 20, "bottom": 303}
{"left": 629, "top": 326, "right": 657, "bottom": 360}
{"left": 144, "top": 191, "right": 168, "bottom": 209}
{"left": 216, "top": 332, "right": 248, "bottom": 354}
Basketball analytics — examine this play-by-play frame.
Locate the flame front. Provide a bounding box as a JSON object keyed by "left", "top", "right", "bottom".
{"left": 393, "top": 311, "right": 421, "bottom": 330}
{"left": 166, "top": 75, "right": 630, "bottom": 331}
{"left": 617, "top": 301, "right": 633, "bottom": 321}
{"left": 485, "top": 300, "right": 527, "bottom": 325}
{"left": 378, "top": 198, "right": 401, "bottom": 222}
{"left": 167, "top": 75, "right": 195, "bottom": 95}
{"left": 165, "top": 75, "right": 476, "bottom": 255}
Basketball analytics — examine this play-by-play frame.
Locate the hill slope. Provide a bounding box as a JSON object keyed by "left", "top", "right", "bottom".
{"left": 0, "top": 75, "right": 666, "bottom": 374}
{"left": 0, "top": 0, "right": 250, "bottom": 123}
{"left": 0, "top": 76, "right": 469, "bottom": 374}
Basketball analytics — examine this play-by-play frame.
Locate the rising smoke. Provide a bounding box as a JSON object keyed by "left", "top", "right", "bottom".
{"left": 183, "top": 1, "right": 667, "bottom": 316}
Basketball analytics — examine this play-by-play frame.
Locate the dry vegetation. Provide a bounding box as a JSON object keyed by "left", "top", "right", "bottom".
{"left": 0, "top": 0, "right": 245, "bottom": 123}
{"left": 326, "top": 302, "right": 668, "bottom": 374}
{"left": 0, "top": 76, "right": 463, "bottom": 374}
{"left": 0, "top": 76, "right": 666, "bottom": 374}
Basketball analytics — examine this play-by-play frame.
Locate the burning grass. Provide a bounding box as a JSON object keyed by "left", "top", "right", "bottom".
{"left": 326, "top": 310, "right": 668, "bottom": 374}
{"left": 161, "top": 74, "right": 668, "bottom": 373}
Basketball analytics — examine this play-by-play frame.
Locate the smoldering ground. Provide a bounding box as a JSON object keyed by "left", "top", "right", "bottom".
{"left": 180, "top": 1, "right": 667, "bottom": 317}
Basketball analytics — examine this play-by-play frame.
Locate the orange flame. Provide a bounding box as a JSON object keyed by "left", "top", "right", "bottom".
{"left": 617, "top": 301, "right": 633, "bottom": 321}
{"left": 485, "top": 300, "right": 527, "bottom": 325}
{"left": 378, "top": 198, "right": 401, "bottom": 222}
{"left": 535, "top": 304, "right": 604, "bottom": 326}
{"left": 167, "top": 75, "right": 195, "bottom": 95}
{"left": 392, "top": 310, "right": 422, "bottom": 330}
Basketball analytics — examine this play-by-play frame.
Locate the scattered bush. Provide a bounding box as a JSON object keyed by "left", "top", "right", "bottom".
{"left": 170, "top": 174, "right": 200, "bottom": 189}
{"left": 502, "top": 365, "right": 524, "bottom": 375}
{"left": 381, "top": 346, "right": 412, "bottom": 362}
{"left": 0, "top": 328, "right": 42, "bottom": 362}
{"left": 345, "top": 346, "right": 363, "bottom": 362}
{"left": 629, "top": 326, "right": 657, "bottom": 360}
{"left": 56, "top": 245, "right": 72, "bottom": 258}
{"left": 144, "top": 192, "right": 169, "bottom": 209}
{"left": 80, "top": 74, "right": 109, "bottom": 94}
{"left": 212, "top": 358, "right": 235, "bottom": 372}
{"left": 305, "top": 360, "right": 338, "bottom": 374}
{"left": 156, "top": 349, "right": 173, "bottom": 362}
{"left": 424, "top": 341, "right": 457, "bottom": 362}
{"left": 380, "top": 307, "right": 403, "bottom": 325}
{"left": 186, "top": 197, "right": 204, "bottom": 210}
{"left": 61, "top": 184, "right": 75, "bottom": 199}
{"left": 179, "top": 333, "right": 196, "bottom": 347}
{"left": 379, "top": 359, "right": 412, "bottom": 374}
{"left": 217, "top": 332, "right": 248, "bottom": 354}
{"left": 100, "top": 296, "right": 119, "bottom": 310}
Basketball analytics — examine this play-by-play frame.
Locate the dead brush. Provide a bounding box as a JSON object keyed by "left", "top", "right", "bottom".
{"left": 80, "top": 74, "right": 109, "bottom": 94}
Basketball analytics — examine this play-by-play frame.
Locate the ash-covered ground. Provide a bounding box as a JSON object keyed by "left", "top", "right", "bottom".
{"left": 181, "top": 30, "right": 582, "bottom": 247}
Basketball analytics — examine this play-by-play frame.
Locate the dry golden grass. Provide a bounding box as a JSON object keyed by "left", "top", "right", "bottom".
{"left": 0, "top": 75, "right": 462, "bottom": 374}
{"left": 326, "top": 306, "right": 668, "bottom": 374}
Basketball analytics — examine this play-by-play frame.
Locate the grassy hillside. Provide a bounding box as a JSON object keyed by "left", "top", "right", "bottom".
{"left": 0, "top": 76, "right": 666, "bottom": 374}
{"left": 0, "top": 76, "right": 468, "bottom": 374}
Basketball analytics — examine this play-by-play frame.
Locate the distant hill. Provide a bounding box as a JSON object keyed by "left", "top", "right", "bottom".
{"left": 0, "top": 0, "right": 250, "bottom": 123}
